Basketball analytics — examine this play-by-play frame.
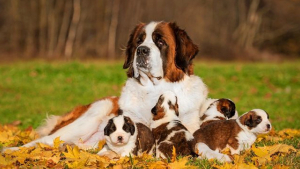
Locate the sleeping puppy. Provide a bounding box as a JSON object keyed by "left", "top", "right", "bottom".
{"left": 199, "top": 98, "right": 238, "bottom": 128}
{"left": 97, "top": 113, "right": 154, "bottom": 157}
{"left": 193, "top": 109, "right": 271, "bottom": 162}
{"left": 151, "top": 91, "right": 195, "bottom": 159}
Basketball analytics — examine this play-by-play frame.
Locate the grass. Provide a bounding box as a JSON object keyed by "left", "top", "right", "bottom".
{"left": 0, "top": 60, "right": 299, "bottom": 130}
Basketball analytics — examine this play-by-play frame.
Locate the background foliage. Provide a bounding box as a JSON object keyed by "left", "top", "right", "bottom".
{"left": 0, "top": 0, "right": 299, "bottom": 61}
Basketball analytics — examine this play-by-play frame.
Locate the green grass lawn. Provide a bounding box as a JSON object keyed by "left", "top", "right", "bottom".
{"left": 0, "top": 60, "right": 299, "bottom": 130}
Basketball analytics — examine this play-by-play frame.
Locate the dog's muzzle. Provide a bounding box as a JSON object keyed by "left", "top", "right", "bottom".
{"left": 136, "top": 46, "right": 150, "bottom": 69}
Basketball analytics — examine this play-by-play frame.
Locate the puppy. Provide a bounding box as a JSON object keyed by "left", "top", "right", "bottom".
{"left": 98, "top": 114, "right": 154, "bottom": 157}
{"left": 151, "top": 91, "right": 195, "bottom": 159}
{"left": 199, "top": 98, "right": 238, "bottom": 128}
{"left": 193, "top": 109, "right": 271, "bottom": 162}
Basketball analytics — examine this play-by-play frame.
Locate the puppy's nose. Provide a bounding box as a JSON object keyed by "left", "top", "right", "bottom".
{"left": 137, "top": 46, "right": 150, "bottom": 57}
{"left": 117, "top": 136, "right": 123, "bottom": 141}
{"left": 266, "top": 124, "right": 271, "bottom": 129}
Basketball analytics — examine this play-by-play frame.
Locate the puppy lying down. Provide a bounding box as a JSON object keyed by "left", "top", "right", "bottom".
{"left": 98, "top": 113, "right": 154, "bottom": 157}
{"left": 150, "top": 91, "right": 195, "bottom": 159}
{"left": 193, "top": 109, "right": 272, "bottom": 162}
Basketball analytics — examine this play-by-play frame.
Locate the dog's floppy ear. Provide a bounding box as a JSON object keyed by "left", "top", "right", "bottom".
{"left": 124, "top": 116, "right": 135, "bottom": 135}
{"left": 169, "top": 22, "right": 199, "bottom": 75}
{"left": 123, "top": 23, "right": 145, "bottom": 77}
{"left": 104, "top": 119, "right": 114, "bottom": 136}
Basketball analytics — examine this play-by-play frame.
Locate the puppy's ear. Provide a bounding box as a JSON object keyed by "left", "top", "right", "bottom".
{"left": 123, "top": 23, "right": 145, "bottom": 77}
{"left": 151, "top": 106, "right": 157, "bottom": 116}
{"left": 104, "top": 119, "right": 114, "bottom": 136}
{"left": 124, "top": 116, "right": 135, "bottom": 135}
{"left": 118, "top": 109, "right": 123, "bottom": 115}
{"left": 169, "top": 22, "right": 199, "bottom": 75}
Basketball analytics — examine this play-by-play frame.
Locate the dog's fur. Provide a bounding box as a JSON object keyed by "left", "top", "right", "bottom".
{"left": 2, "top": 21, "right": 207, "bottom": 152}
{"left": 151, "top": 91, "right": 195, "bottom": 159}
{"left": 98, "top": 114, "right": 154, "bottom": 157}
{"left": 193, "top": 109, "right": 271, "bottom": 162}
{"left": 199, "top": 98, "right": 238, "bottom": 128}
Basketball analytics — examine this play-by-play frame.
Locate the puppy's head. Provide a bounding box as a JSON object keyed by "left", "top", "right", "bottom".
{"left": 104, "top": 115, "right": 135, "bottom": 146}
{"left": 216, "top": 98, "right": 237, "bottom": 119}
{"left": 151, "top": 91, "right": 179, "bottom": 121}
{"left": 204, "top": 98, "right": 237, "bottom": 119}
{"left": 239, "top": 109, "right": 271, "bottom": 134}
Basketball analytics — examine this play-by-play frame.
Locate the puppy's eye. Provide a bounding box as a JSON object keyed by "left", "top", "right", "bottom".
{"left": 256, "top": 119, "right": 262, "bottom": 123}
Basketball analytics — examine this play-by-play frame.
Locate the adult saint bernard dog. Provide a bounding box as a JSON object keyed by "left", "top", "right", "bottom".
{"left": 2, "top": 21, "right": 208, "bottom": 152}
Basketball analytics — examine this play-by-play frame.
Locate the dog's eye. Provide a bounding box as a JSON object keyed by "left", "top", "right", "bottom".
{"left": 256, "top": 119, "right": 262, "bottom": 123}
{"left": 137, "top": 38, "right": 143, "bottom": 45}
{"left": 157, "top": 39, "right": 165, "bottom": 47}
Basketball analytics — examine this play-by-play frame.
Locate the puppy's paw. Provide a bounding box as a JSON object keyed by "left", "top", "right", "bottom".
{"left": 221, "top": 154, "right": 232, "bottom": 162}
{"left": 98, "top": 150, "right": 119, "bottom": 159}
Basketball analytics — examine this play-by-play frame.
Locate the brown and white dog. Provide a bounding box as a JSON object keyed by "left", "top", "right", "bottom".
{"left": 151, "top": 91, "right": 195, "bottom": 159}
{"left": 2, "top": 21, "right": 207, "bottom": 152}
{"left": 193, "top": 109, "right": 272, "bottom": 162}
{"left": 199, "top": 98, "right": 238, "bottom": 128}
{"left": 98, "top": 114, "right": 154, "bottom": 157}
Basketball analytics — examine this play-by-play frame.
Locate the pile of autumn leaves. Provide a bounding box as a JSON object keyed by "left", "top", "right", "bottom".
{"left": 0, "top": 124, "right": 299, "bottom": 169}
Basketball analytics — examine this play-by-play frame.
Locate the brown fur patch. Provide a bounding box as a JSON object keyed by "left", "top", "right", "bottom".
{"left": 49, "top": 97, "right": 119, "bottom": 135}
{"left": 132, "top": 123, "right": 155, "bottom": 155}
{"left": 123, "top": 23, "right": 146, "bottom": 77}
{"left": 200, "top": 114, "right": 208, "bottom": 121}
{"left": 193, "top": 120, "right": 242, "bottom": 151}
{"left": 152, "top": 106, "right": 165, "bottom": 121}
{"left": 152, "top": 121, "right": 194, "bottom": 158}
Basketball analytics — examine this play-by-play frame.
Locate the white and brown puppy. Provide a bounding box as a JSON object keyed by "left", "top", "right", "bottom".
{"left": 199, "top": 98, "right": 238, "bottom": 128}
{"left": 151, "top": 91, "right": 195, "bottom": 159}
{"left": 193, "top": 109, "right": 271, "bottom": 162}
{"left": 98, "top": 114, "right": 154, "bottom": 157}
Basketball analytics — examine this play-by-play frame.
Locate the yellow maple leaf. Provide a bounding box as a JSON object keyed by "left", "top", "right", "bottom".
{"left": 251, "top": 144, "right": 296, "bottom": 165}
{"left": 53, "top": 137, "right": 64, "bottom": 149}
{"left": 148, "top": 161, "right": 167, "bottom": 169}
{"left": 168, "top": 156, "right": 196, "bottom": 169}
{"left": 64, "top": 145, "right": 80, "bottom": 159}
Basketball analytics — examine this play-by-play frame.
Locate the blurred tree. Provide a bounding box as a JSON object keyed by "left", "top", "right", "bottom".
{"left": 0, "top": 0, "right": 299, "bottom": 60}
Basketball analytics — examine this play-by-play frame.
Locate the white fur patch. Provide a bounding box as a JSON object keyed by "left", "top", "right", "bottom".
{"left": 195, "top": 143, "right": 232, "bottom": 162}
{"left": 120, "top": 75, "right": 208, "bottom": 133}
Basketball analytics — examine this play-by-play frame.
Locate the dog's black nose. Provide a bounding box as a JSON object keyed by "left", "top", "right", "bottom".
{"left": 117, "top": 136, "right": 123, "bottom": 141}
{"left": 137, "top": 46, "right": 150, "bottom": 57}
{"left": 266, "top": 124, "right": 271, "bottom": 129}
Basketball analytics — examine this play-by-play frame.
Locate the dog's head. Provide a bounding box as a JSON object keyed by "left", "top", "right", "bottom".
{"left": 239, "top": 109, "right": 271, "bottom": 134}
{"left": 216, "top": 98, "right": 237, "bottom": 119}
{"left": 202, "top": 98, "right": 237, "bottom": 120}
{"left": 151, "top": 91, "right": 179, "bottom": 121}
{"left": 123, "top": 21, "right": 198, "bottom": 83}
{"left": 104, "top": 115, "right": 136, "bottom": 146}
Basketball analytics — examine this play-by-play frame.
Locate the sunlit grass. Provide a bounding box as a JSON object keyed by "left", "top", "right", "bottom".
{"left": 0, "top": 60, "right": 299, "bottom": 130}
